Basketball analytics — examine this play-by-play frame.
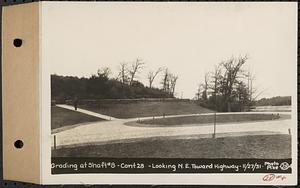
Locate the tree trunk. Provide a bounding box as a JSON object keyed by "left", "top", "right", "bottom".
{"left": 227, "top": 101, "right": 231, "bottom": 112}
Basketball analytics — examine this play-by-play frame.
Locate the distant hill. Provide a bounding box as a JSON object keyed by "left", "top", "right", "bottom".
{"left": 255, "top": 96, "right": 291, "bottom": 106}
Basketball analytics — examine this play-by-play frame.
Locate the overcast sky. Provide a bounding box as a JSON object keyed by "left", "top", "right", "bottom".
{"left": 43, "top": 2, "right": 297, "bottom": 99}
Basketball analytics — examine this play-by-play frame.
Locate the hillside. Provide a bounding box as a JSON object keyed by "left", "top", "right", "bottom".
{"left": 51, "top": 106, "right": 104, "bottom": 130}
{"left": 51, "top": 74, "right": 173, "bottom": 103}
{"left": 76, "top": 99, "right": 214, "bottom": 118}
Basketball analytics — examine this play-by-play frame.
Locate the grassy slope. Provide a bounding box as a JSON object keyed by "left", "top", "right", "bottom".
{"left": 52, "top": 134, "right": 291, "bottom": 159}
{"left": 79, "top": 101, "right": 213, "bottom": 118}
{"left": 138, "top": 114, "right": 291, "bottom": 127}
{"left": 51, "top": 106, "right": 104, "bottom": 130}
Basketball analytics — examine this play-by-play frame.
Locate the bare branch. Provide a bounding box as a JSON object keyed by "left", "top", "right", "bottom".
{"left": 147, "top": 67, "right": 163, "bottom": 88}
{"left": 117, "top": 62, "right": 129, "bottom": 84}
{"left": 128, "top": 58, "right": 145, "bottom": 85}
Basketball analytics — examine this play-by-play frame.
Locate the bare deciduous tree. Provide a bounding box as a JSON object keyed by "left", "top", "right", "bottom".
{"left": 97, "top": 67, "right": 111, "bottom": 78}
{"left": 169, "top": 74, "right": 178, "bottom": 96}
{"left": 220, "top": 55, "right": 248, "bottom": 111}
{"left": 161, "top": 68, "right": 178, "bottom": 96}
{"left": 196, "top": 55, "right": 253, "bottom": 112}
{"left": 195, "top": 83, "right": 202, "bottom": 100}
{"left": 117, "top": 62, "right": 129, "bottom": 84}
{"left": 244, "top": 70, "right": 255, "bottom": 102}
{"left": 147, "top": 67, "right": 163, "bottom": 88}
{"left": 161, "top": 68, "right": 170, "bottom": 92}
{"left": 201, "top": 72, "right": 210, "bottom": 100}
{"left": 212, "top": 64, "right": 222, "bottom": 98}
{"left": 129, "top": 58, "right": 145, "bottom": 85}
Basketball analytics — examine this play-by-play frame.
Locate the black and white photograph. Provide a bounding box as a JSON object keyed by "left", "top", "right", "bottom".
{"left": 46, "top": 2, "right": 296, "bottom": 178}
{"left": 1, "top": 1, "right": 297, "bottom": 185}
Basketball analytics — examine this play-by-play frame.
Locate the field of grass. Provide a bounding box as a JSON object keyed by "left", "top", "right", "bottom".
{"left": 52, "top": 134, "right": 291, "bottom": 158}
{"left": 51, "top": 106, "right": 104, "bottom": 130}
{"left": 78, "top": 101, "right": 213, "bottom": 118}
{"left": 137, "top": 114, "right": 291, "bottom": 127}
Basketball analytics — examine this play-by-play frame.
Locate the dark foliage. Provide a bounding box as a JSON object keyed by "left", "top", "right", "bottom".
{"left": 196, "top": 56, "right": 252, "bottom": 112}
{"left": 51, "top": 74, "right": 173, "bottom": 103}
{"left": 255, "top": 96, "right": 291, "bottom": 106}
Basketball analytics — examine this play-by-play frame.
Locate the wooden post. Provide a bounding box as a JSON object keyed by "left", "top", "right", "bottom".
{"left": 53, "top": 135, "right": 56, "bottom": 150}
{"left": 213, "top": 113, "right": 216, "bottom": 138}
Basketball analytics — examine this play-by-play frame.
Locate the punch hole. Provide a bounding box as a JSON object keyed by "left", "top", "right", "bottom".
{"left": 14, "top": 140, "right": 24, "bottom": 149}
{"left": 13, "top": 38, "right": 22, "bottom": 47}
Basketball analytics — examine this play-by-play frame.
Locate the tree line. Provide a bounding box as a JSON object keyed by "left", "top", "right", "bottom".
{"left": 51, "top": 58, "right": 179, "bottom": 102}
{"left": 195, "top": 55, "right": 256, "bottom": 112}
{"left": 255, "top": 96, "right": 291, "bottom": 106}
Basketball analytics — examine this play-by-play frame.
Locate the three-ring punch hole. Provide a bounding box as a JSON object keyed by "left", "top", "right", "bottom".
{"left": 13, "top": 38, "right": 22, "bottom": 47}
{"left": 14, "top": 140, "right": 24, "bottom": 149}
{"left": 13, "top": 38, "right": 23, "bottom": 149}
{"left": 12, "top": 38, "right": 24, "bottom": 149}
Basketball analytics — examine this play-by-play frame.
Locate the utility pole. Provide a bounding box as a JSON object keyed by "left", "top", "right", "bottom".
{"left": 247, "top": 71, "right": 251, "bottom": 102}
{"left": 213, "top": 69, "right": 217, "bottom": 138}
{"left": 247, "top": 70, "right": 253, "bottom": 110}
